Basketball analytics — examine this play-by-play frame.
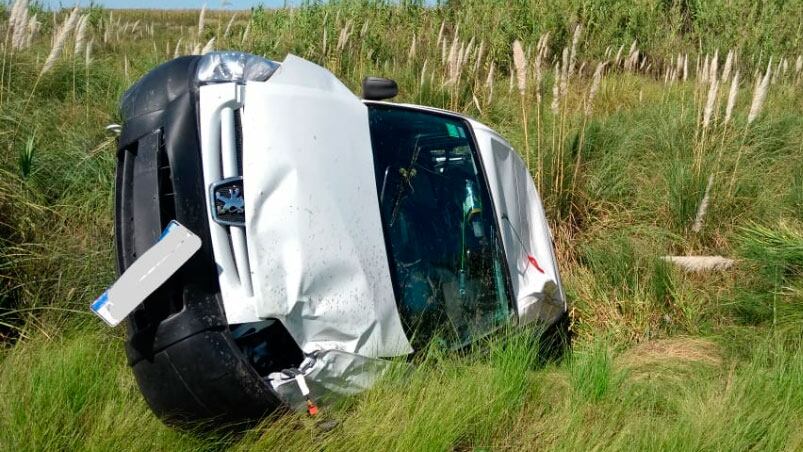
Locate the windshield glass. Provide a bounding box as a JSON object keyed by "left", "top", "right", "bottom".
{"left": 367, "top": 105, "right": 511, "bottom": 349}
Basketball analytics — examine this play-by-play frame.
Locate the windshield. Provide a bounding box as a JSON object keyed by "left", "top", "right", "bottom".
{"left": 367, "top": 105, "right": 511, "bottom": 349}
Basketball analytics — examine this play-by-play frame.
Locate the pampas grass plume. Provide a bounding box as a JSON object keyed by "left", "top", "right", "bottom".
{"left": 197, "top": 3, "right": 207, "bottom": 36}
{"left": 201, "top": 37, "right": 215, "bottom": 55}
{"left": 551, "top": 62, "right": 561, "bottom": 114}
{"left": 724, "top": 70, "right": 739, "bottom": 124}
{"left": 74, "top": 14, "right": 89, "bottom": 55}
{"left": 585, "top": 62, "right": 606, "bottom": 116}
{"left": 40, "top": 7, "right": 80, "bottom": 76}
{"left": 747, "top": 59, "right": 771, "bottom": 124}
{"left": 223, "top": 13, "right": 237, "bottom": 38}
{"left": 512, "top": 40, "right": 527, "bottom": 95}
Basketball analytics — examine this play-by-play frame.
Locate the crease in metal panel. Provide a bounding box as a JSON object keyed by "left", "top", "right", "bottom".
{"left": 242, "top": 54, "right": 412, "bottom": 358}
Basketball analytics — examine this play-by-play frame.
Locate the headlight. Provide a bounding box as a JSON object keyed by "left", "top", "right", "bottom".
{"left": 196, "top": 51, "right": 280, "bottom": 84}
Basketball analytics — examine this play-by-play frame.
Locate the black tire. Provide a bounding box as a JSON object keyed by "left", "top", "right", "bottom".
{"left": 115, "top": 56, "right": 284, "bottom": 426}
{"left": 534, "top": 310, "right": 572, "bottom": 364}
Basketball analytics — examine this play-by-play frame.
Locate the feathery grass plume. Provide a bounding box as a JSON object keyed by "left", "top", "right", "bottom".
{"left": 74, "top": 15, "right": 89, "bottom": 55}
{"left": 241, "top": 21, "right": 250, "bottom": 44}
{"left": 419, "top": 58, "right": 428, "bottom": 87}
{"left": 322, "top": 27, "right": 327, "bottom": 56}
{"left": 10, "top": 0, "right": 29, "bottom": 51}
{"left": 173, "top": 38, "right": 182, "bottom": 58}
{"left": 124, "top": 54, "right": 130, "bottom": 81}
{"left": 197, "top": 3, "right": 207, "bottom": 36}
{"left": 512, "top": 40, "right": 527, "bottom": 95}
{"left": 25, "top": 14, "right": 40, "bottom": 49}
{"left": 662, "top": 256, "right": 735, "bottom": 272}
{"left": 359, "top": 19, "right": 369, "bottom": 38}
{"left": 223, "top": 13, "right": 236, "bottom": 39}
{"left": 84, "top": 38, "right": 93, "bottom": 67}
{"left": 40, "top": 7, "right": 80, "bottom": 76}
{"left": 9, "top": 0, "right": 23, "bottom": 30}
{"left": 747, "top": 59, "right": 771, "bottom": 124}
{"left": 683, "top": 54, "right": 689, "bottom": 81}
{"left": 130, "top": 19, "right": 140, "bottom": 35}
{"left": 585, "top": 62, "right": 606, "bottom": 117}
{"left": 456, "top": 41, "right": 467, "bottom": 76}
{"left": 408, "top": 33, "right": 416, "bottom": 59}
{"left": 537, "top": 31, "right": 550, "bottom": 61}
{"left": 731, "top": 60, "right": 773, "bottom": 192}
{"left": 625, "top": 47, "right": 638, "bottom": 72}
{"left": 723, "top": 70, "right": 739, "bottom": 124}
{"left": 711, "top": 49, "right": 719, "bottom": 76}
{"left": 721, "top": 49, "right": 734, "bottom": 83}
{"left": 770, "top": 59, "right": 781, "bottom": 84}
{"left": 464, "top": 36, "right": 474, "bottom": 64}
{"left": 457, "top": 41, "right": 467, "bottom": 74}
{"left": 692, "top": 174, "right": 714, "bottom": 232}
{"left": 201, "top": 37, "right": 215, "bottom": 55}
{"left": 192, "top": 41, "right": 201, "bottom": 55}
{"left": 472, "top": 94, "right": 483, "bottom": 115}
{"left": 8, "top": 0, "right": 23, "bottom": 31}
{"left": 513, "top": 40, "right": 530, "bottom": 168}
{"left": 624, "top": 40, "right": 637, "bottom": 71}
{"left": 796, "top": 55, "right": 802, "bottom": 76}
{"left": 550, "top": 62, "right": 561, "bottom": 114}
{"left": 446, "top": 34, "right": 460, "bottom": 85}
{"left": 336, "top": 20, "right": 352, "bottom": 52}
{"left": 441, "top": 38, "right": 448, "bottom": 64}
{"left": 568, "top": 24, "right": 582, "bottom": 77}
{"left": 702, "top": 61, "right": 719, "bottom": 129}
{"left": 472, "top": 40, "right": 485, "bottom": 75}
{"left": 508, "top": 69, "right": 514, "bottom": 93}
{"left": 436, "top": 21, "right": 445, "bottom": 48}
{"left": 699, "top": 54, "right": 709, "bottom": 85}
{"left": 533, "top": 46, "right": 544, "bottom": 104}
{"left": 613, "top": 44, "right": 623, "bottom": 67}
{"left": 485, "top": 62, "right": 495, "bottom": 103}
{"left": 559, "top": 47, "right": 569, "bottom": 97}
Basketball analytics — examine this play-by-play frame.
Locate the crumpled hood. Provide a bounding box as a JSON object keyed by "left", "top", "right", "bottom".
{"left": 241, "top": 55, "right": 412, "bottom": 358}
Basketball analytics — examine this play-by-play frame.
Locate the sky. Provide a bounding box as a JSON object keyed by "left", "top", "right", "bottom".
{"left": 44, "top": 1, "right": 296, "bottom": 9}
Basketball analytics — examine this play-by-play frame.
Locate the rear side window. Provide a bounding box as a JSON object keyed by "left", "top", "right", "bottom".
{"left": 367, "top": 105, "right": 511, "bottom": 349}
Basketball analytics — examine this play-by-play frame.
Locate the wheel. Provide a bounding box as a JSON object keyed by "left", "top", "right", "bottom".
{"left": 533, "top": 310, "right": 572, "bottom": 364}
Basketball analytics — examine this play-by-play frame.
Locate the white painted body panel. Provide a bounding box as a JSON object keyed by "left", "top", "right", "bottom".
{"left": 240, "top": 55, "right": 412, "bottom": 357}
{"left": 468, "top": 122, "right": 566, "bottom": 325}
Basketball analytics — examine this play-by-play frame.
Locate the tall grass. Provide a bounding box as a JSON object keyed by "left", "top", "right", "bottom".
{"left": 0, "top": 1, "right": 802, "bottom": 450}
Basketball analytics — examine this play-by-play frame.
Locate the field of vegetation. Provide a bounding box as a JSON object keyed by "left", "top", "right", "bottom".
{"left": 1, "top": 0, "right": 802, "bottom": 450}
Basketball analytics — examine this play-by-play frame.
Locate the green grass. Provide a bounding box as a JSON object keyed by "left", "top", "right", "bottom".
{"left": 1, "top": 1, "right": 802, "bottom": 450}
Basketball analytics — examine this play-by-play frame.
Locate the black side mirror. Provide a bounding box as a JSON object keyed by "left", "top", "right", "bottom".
{"left": 362, "top": 77, "right": 398, "bottom": 100}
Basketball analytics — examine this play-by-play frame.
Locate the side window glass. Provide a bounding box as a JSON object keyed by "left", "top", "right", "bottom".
{"left": 368, "top": 106, "right": 511, "bottom": 349}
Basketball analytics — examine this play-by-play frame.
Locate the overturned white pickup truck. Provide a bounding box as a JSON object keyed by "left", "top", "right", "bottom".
{"left": 113, "top": 52, "right": 566, "bottom": 424}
